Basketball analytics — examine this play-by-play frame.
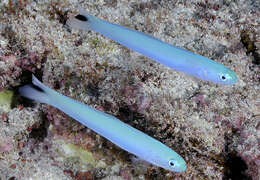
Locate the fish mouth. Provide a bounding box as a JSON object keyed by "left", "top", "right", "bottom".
{"left": 225, "top": 71, "right": 238, "bottom": 84}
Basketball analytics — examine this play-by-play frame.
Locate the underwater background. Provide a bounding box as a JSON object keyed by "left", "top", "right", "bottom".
{"left": 0, "top": 0, "right": 259, "bottom": 179}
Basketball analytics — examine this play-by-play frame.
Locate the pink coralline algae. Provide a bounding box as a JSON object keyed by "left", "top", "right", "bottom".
{"left": 0, "top": 52, "right": 46, "bottom": 90}
{"left": 15, "top": 52, "right": 43, "bottom": 72}
{"left": 120, "top": 167, "right": 132, "bottom": 180}
{"left": 121, "top": 83, "right": 152, "bottom": 113}
{"left": 237, "top": 128, "right": 260, "bottom": 180}
{"left": 231, "top": 115, "right": 245, "bottom": 130}
{"left": 0, "top": 138, "right": 13, "bottom": 153}
{"left": 1, "top": 112, "right": 8, "bottom": 122}
{"left": 0, "top": 55, "right": 22, "bottom": 90}
{"left": 64, "top": 170, "right": 93, "bottom": 180}
{"left": 137, "top": 95, "right": 152, "bottom": 114}
{"left": 192, "top": 93, "right": 210, "bottom": 111}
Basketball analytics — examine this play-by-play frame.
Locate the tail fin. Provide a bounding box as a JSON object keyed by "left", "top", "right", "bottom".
{"left": 19, "top": 75, "right": 54, "bottom": 105}
{"left": 66, "top": 8, "right": 95, "bottom": 31}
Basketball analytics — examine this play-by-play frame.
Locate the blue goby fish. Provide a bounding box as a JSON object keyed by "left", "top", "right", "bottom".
{"left": 19, "top": 75, "right": 186, "bottom": 172}
{"left": 66, "top": 9, "right": 237, "bottom": 85}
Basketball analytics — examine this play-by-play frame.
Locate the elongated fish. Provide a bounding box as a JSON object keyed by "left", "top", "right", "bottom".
{"left": 19, "top": 75, "right": 186, "bottom": 172}
{"left": 66, "top": 8, "right": 237, "bottom": 84}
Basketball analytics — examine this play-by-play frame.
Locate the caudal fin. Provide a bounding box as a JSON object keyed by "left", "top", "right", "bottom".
{"left": 19, "top": 75, "right": 54, "bottom": 105}
{"left": 66, "top": 8, "right": 96, "bottom": 31}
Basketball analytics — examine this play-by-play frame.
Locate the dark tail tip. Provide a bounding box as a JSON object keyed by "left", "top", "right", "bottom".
{"left": 75, "top": 14, "right": 88, "bottom": 21}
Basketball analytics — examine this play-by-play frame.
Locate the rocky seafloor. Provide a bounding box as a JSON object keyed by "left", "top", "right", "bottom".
{"left": 0, "top": 0, "right": 259, "bottom": 179}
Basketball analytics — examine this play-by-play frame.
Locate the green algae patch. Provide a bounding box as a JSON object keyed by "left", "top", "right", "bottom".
{"left": 60, "top": 142, "right": 107, "bottom": 168}
{"left": 0, "top": 90, "right": 14, "bottom": 112}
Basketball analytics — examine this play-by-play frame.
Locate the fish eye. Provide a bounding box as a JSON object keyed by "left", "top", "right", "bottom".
{"left": 219, "top": 74, "right": 227, "bottom": 81}
{"left": 168, "top": 159, "right": 176, "bottom": 167}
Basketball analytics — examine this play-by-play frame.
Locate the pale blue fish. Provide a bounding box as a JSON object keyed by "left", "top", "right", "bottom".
{"left": 66, "top": 9, "right": 238, "bottom": 85}
{"left": 19, "top": 75, "right": 186, "bottom": 172}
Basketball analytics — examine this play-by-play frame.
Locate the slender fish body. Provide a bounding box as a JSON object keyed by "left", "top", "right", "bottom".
{"left": 66, "top": 9, "right": 237, "bottom": 85}
{"left": 19, "top": 75, "right": 186, "bottom": 172}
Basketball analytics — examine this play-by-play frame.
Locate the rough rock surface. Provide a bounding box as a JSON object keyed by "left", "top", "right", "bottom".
{"left": 0, "top": 0, "right": 259, "bottom": 179}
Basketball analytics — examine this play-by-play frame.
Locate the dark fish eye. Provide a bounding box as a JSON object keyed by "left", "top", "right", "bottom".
{"left": 169, "top": 159, "right": 175, "bottom": 167}
{"left": 220, "top": 74, "right": 227, "bottom": 81}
